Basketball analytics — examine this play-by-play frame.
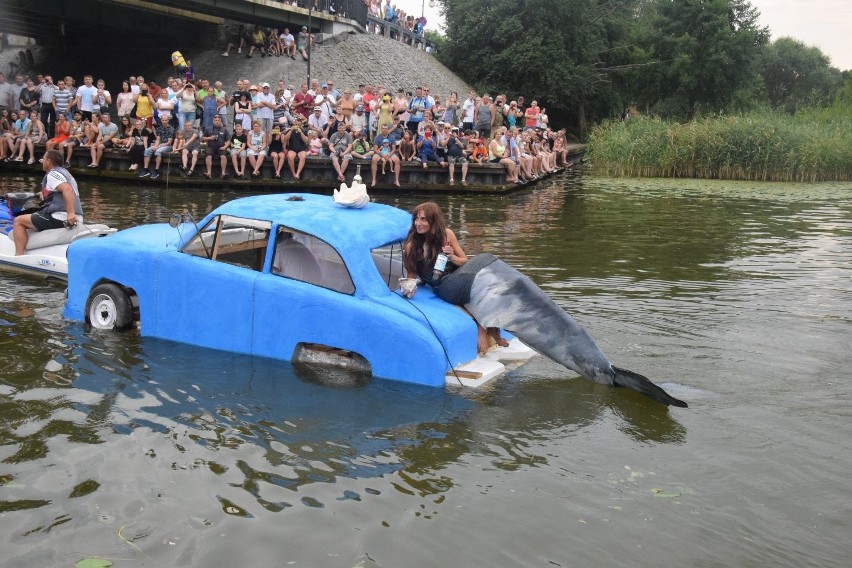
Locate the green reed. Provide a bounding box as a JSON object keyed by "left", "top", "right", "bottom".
{"left": 587, "top": 113, "right": 852, "bottom": 182}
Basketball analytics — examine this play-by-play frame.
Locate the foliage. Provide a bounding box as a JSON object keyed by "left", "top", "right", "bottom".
{"left": 628, "top": 0, "right": 769, "bottom": 118}
{"left": 761, "top": 37, "right": 843, "bottom": 113}
{"left": 435, "top": 0, "right": 642, "bottom": 132}
{"left": 587, "top": 113, "right": 852, "bottom": 182}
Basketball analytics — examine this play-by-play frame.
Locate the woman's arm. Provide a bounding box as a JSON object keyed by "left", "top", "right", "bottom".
{"left": 444, "top": 228, "right": 468, "bottom": 266}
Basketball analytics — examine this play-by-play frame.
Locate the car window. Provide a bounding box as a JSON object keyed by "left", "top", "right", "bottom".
{"left": 371, "top": 241, "right": 406, "bottom": 291}
{"left": 271, "top": 227, "right": 355, "bottom": 294}
{"left": 181, "top": 214, "right": 271, "bottom": 271}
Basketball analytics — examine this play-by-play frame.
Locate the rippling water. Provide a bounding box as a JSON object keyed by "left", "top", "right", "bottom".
{"left": 1, "top": 171, "right": 851, "bottom": 567}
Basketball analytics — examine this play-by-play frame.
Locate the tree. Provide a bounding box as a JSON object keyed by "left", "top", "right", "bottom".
{"left": 631, "top": 0, "right": 769, "bottom": 118}
{"left": 762, "top": 37, "right": 843, "bottom": 113}
{"left": 436, "top": 0, "right": 643, "bottom": 133}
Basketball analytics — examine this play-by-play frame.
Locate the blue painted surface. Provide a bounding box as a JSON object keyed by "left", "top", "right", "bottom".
{"left": 65, "top": 193, "right": 480, "bottom": 387}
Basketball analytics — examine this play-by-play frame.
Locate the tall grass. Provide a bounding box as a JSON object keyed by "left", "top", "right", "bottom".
{"left": 587, "top": 113, "right": 852, "bottom": 182}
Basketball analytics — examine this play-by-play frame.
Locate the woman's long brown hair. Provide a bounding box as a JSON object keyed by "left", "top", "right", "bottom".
{"left": 403, "top": 202, "right": 447, "bottom": 275}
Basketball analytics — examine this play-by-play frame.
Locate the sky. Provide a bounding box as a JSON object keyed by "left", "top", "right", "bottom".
{"left": 391, "top": 0, "right": 851, "bottom": 71}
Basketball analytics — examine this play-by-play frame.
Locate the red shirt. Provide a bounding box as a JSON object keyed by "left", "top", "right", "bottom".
{"left": 293, "top": 91, "right": 314, "bottom": 118}
{"left": 524, "top": 106, "right": 539, "bottom": 128}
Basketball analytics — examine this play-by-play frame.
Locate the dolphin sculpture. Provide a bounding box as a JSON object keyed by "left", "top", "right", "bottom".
{"left": 432, "top": 254, "right": 688, "bottom": 407}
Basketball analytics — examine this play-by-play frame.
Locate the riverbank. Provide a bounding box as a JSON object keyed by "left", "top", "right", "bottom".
{"left": 0, "top": 143, "right": 585, "bottom": 194}
{"left": 588, "top": 114, "right": 852, "bottom": 182}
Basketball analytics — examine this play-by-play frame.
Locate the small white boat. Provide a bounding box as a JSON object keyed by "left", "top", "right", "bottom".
{"left": 0, "top": 192, "right": 116, "bottom": 279}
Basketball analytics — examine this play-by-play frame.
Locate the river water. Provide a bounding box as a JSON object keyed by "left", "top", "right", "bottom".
{"left": 1, "top": 171, "right": 850, "bottom": 567}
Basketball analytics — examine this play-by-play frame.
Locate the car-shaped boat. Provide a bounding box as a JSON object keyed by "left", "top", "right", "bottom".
{"left": 64, "top": 193, "right": 533, "bottom": 387}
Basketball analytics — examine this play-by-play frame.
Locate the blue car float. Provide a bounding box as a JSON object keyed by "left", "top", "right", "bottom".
{"left": 64, "top": 193, "right": 534, "bottom": 388}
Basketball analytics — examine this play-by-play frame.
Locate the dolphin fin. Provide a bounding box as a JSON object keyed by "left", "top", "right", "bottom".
{"left": 612, "top": 366, "right": 688, "bottom": 408}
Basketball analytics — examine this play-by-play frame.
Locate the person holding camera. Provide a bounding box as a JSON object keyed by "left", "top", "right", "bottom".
{"left": 282, "top": 116, "right": 309, "bottom": 180}
{"left": 406, "top": 86, "right": 431, "bottom": 135}
{"left": 416, "top": 125, "right": 446, "bottom": 169}
{"left": 329, "top": 121, "right": 354, "bottom": 181}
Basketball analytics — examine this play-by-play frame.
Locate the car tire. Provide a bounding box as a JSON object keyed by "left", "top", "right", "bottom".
{"left": 85, "top": 283, "right": 133, "bottom": 330}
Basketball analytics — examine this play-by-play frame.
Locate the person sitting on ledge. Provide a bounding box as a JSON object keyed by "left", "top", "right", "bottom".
{"left": 370, "top": 123, "right": 400, "bottom": 187}
{"left": 328, "top": 121, "right": 354, "bottom": 182}
{"left": 416, "top": 126, "right": 446, "bottom": 169}
{"left": 139, "top": 119, "right": 175, "bottom": 179}
{"left": 179, "top": 120, "right": 201, "bottom": 176}
{"left": 282, "top": 115, "right": 309, "bottom": 180}
{"left": 445, "top": 126, "right": 468, "bottom": 186}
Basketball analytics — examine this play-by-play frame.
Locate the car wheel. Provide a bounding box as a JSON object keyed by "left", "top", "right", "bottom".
{"left": 85, "top": 283, "right": 133, "bottom": 330}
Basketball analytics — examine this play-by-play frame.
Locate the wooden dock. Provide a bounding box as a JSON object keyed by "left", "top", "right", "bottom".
{"left": 0, "top": 144, "right": 584, "bottom": 195}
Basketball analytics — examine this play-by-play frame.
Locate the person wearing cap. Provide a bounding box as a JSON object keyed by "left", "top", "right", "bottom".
{"left": 254, "top": 83, "right": 276, "bottom": 144}
{"left": 406, "top": 86, "right": 430, "bottom": 135}
{"left": 307, "top": 105, "right": 328, "bottom": 138}
{"left": 328, "top": 121, "right": 354, "bottom": 181}
{"left": 317, "top": 84, "right": 336, "bottom": 121}
{"left": 370, "top": 123, "right": 401, "bottom": 187}
{"left": 445, "top": 126, "right": 468, "bottom": 185}
{"left": 282, "top": 115, "right": 309, "bottom": 179}
{"left": 248, "top": 85, "right": 260, "bottom": 125}
{"left": 350, "top": 129, "right": 373, "bottom": 159}
{"left": 350, "top": 104, "right": 367, "bottom": 136}
{"left": 273, "top": 84, "right": 295, "bottom": 128}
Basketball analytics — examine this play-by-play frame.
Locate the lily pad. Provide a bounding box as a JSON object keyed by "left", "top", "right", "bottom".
{"left": 75, "top": 558, "right": 112, "bottom": 568}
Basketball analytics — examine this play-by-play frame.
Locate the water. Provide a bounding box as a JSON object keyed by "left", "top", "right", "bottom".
{"left": 1, "top": 171, "right": 851, "bottom": 567}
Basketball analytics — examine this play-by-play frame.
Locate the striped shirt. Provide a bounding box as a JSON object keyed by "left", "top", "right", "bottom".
{"left": 53, "top": 88, "right": 73, "bottom": 113}
{"left": 39, "top": 83, "right": 56, "bottom": 104}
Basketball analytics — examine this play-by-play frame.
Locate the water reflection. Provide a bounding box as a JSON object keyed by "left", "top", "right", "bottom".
{"left": 1, "top": 171, "right": 850, "bottom": 566}
{"left": 1, "top": 318, "right": 687, "bottom": 521}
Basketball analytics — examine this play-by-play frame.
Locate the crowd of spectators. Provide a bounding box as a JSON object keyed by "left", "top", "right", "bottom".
{"left": 0, "top": 67, "right": 574, "bottom": 185}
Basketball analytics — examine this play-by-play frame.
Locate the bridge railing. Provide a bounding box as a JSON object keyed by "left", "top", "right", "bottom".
{"left": 300, "top": 1, "right": 368, "bottom": 26}
{"left": 365, "top": 15, "right": 435, "bottom": 52}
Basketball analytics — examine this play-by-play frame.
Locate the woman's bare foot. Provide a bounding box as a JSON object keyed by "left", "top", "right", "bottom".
{"left": 477, "top": 326, "right": 489, "bottom": 355}
{"left": 487, "top": 327, "right": 510, "bottom": 347}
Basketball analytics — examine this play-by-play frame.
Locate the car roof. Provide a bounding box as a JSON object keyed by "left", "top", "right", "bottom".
{"left": 209, "top": 193, "right": 411, "bottom": 252}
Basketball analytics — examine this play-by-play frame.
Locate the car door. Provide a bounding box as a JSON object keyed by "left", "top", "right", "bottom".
{"left": 152, "top": 214, "right": 270, "bottom": 355}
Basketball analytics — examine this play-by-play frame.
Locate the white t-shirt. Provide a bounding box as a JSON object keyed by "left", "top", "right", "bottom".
{"left": 255, "top": 92, "right": 275, "bottom": 120}
{"left": 462, "top": 98, "right": 476, "bottom": 123}
{"left": 281, "top": 33, "right": 295, "bottom": 46}
{"left": 76, "top": 85, "right": 98, "bottom": 112}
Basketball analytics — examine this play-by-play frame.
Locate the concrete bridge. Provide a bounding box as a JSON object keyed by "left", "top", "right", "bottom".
{"left": 0, "top": 0, "right": 367, "bottom": 48}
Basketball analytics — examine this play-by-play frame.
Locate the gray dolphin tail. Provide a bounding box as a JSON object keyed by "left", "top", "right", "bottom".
{"left": 612, "top": 366, "right": 688, "bottom": 407}
{"left": 437, "top": 255, "right": 689, "bottom": 408}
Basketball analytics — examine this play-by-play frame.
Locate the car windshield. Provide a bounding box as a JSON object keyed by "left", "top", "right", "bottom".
{"left": 181, "top": 214, "right": 271, "bottom": 271}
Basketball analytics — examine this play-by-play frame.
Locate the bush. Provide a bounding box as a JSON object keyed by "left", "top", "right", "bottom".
{"left": 587, "top": 113, "right": 852, "bottom": 181}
